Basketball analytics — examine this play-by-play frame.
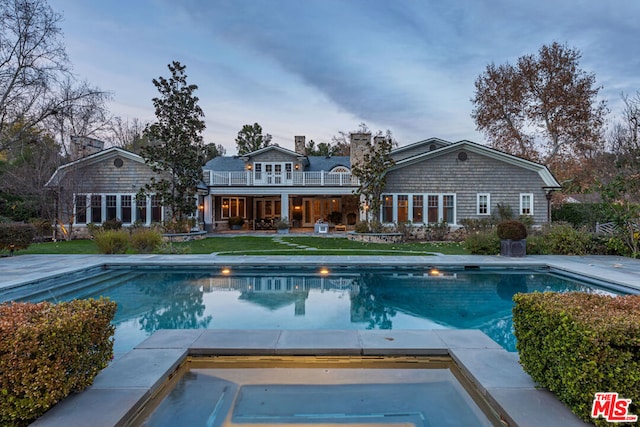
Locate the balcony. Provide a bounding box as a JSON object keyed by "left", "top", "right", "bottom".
{"left": 204, "top": 171, "right": 359, "bottom": 187}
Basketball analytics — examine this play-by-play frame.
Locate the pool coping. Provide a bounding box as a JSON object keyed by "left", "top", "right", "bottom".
{"left": 31, "top": 329, "right": 590, "bottom": 427}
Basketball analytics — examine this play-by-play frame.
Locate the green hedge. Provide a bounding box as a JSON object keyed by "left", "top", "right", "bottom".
{"left": 0, "top": 223, "right": 36, "bottom": 251}
{"left": 513, "top": 292, "right": 640, "bottom": 426}
{"left": 0, "top": 299, "right": 117, "bottom": 426}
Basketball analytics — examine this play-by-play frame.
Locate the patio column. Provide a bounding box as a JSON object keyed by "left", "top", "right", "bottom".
{"left": 280, "top": 193, "right": 289, "bottom": 220}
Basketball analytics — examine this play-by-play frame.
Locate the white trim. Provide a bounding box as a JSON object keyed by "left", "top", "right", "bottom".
{"left": 380, "top": 193, "right": 456, "bottom": 225}
{"left": 477, "top": 193, "right": 491, "bottom": 216}
{"left": 520, "top": 193, "right": 534, "bottom": 216}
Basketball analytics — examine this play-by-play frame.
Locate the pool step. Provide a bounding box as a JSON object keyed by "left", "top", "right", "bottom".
{"left": 3, "top": 270, "right": 133, "bottom": 302}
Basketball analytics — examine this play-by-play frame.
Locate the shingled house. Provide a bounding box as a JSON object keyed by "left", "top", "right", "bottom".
{"left": 46, "top": 133, "right": 561, "bottom": 235}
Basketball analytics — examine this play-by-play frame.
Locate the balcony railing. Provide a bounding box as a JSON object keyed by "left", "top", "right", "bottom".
{"left": 206, "top": 171, "right": 359, "bottom": 187}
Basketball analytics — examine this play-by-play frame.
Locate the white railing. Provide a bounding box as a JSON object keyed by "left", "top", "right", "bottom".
{"left": 208, "top": 171, "right": 359, "bottom": 186}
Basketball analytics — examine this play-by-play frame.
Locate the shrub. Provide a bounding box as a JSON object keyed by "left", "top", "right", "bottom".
{"left": 228, "top": 216, "right": 244, "bottom": 228}
{"left": 513, "top": 293, "right": 640, "bottom": 426}
{"left": 463, "top": 231, "right": 500, "bottom": 254}
{"left": 0, "top": 299, "right": 117, "bottom": 426}
{"left": 129, "top": 228, "right": 163, "bottom": 253}
{"left": 94, "top": 229, "right": 129, "bottom": 254}
{"left": 102, "top": 218, "right": 123, "bottom": 230}
{"left": 459, "top": 218, "right": 495, "bottom": 233}
{"left": 426, "top": 221, "right": 449, "bottom": 241}
{"left": 354, "top": 221, "right": 370, "bottom": 233}
{"left": 552, "top": 202, "right": 610, "bottom": 231}
{"left": 523, "top": 233, "right": 548, "bottom": 255}
{"left": 496, "top": 220, "right": 527, "bottom": 240}
{"left": 29, "top": 220, "right": 52, "bottom": 242}
{"left": 545, "top": 223, "right": 591, "bottom": 255}
{"left": 0, "top": 223, "right": 36, "bottom": 252}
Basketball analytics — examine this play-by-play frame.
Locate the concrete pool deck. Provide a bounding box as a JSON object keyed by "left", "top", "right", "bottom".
{"left": 2, "top": 254, "right": 637, "bottom": 426}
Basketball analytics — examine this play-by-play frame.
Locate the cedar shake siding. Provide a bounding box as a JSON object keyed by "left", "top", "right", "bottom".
{"left": 384, "top": 148, "right": 552, "bottom": 224}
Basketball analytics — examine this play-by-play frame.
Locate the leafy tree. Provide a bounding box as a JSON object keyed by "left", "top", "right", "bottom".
{"left": 203, "top": 142, "right": 226, "bottom": 162}
{"left": 141, "top": 61, "right": 206, "bottom": 227}
{"left": 0, "top": 124, "right": 61, "bottom": 221}
{"left": 471, "top": 42, "right": 608, "bottom": 176}
{"left": 351, "top": 130, "right": 396, "bottom": 229}
{"left": 304, "top": 139, "right": 338, "bottom": 156}
{"left": 235, "top": 122, "right": 272, "bottom": 155}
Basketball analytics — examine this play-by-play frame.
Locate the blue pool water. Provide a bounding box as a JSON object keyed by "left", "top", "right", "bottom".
{"left": 7, "top": 266, "right": 621, "bottom": 353}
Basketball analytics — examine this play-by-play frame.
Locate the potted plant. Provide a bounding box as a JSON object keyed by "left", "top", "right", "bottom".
{"left": 228, "top": 216, "right": 244, "bottom": 230}
{"left": 275, "top": 217, "right": 290, "bottom": 234}
{"left": 497, "top": 220, "right": 527, "bottom": 257}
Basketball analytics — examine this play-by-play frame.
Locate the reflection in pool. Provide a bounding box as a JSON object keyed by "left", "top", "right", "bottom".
{"left": 12, "top": 266, "right": 621, "bottom": 353}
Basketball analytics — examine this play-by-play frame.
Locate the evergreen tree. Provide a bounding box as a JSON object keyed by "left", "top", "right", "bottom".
{"left": 141, "top": 61, "right": 205, "bottom": 227}
{"left": 235, "top": 123, "right": 272, "bottom": 155}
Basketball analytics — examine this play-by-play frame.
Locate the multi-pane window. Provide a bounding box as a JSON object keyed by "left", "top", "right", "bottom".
{"left": 443, "top": 195, "right": 454, "bottom": 224}
{"left": 382, "top": 195, "right": 393, "bottom": 223}
{"left": 221, "top": 197, "right": 246, "bottom": 218}
{"left": 380, "top": 194, "right": 455, "bottom": 224}
{"left": 427, "top": 195, "right": 439, "bottom": 223}
{"left": 151, "top": 195, "right": 162, "bottom": 222}
{"left": 412, "top": 195, "right": 423, "bottom": 223}
{"left": 397, "top": 195, "right": 408, "bottom": 223}
{"left": 90, "top": 195, "right": 102, "bottom": 224}
{"left": 477, "top": 193, "right": 490, "bottom": 215}
{"left": 136, "top": 194, "right": 147, "bottom": 224}
{"left": 520, "top": 194, "right": 533, "bottom": 215}
{"left": 121, "top": 195, "right": 132, "bottom": 223}
{"left": 75, "top": 194, "right": 87, "bottom": 223}
{"left": 106, "top": 195, "right": 117, "bottom": 221}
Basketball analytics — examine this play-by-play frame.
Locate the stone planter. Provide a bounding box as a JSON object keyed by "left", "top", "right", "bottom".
{"left": 500, "top": 239, "right": 526, "bottom": 257}
{"left": 277, "top": 228, "right": 290, "bottom": 234}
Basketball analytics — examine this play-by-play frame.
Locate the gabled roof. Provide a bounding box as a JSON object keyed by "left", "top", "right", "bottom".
{"left": 45, "top": 147, "right": 145, "bottom": 187}
{"left": 391, "top": 137, "right": 451, "bottom": 156}
{"left": 239, "top": 144, "right": 306, "bottom": 160}
{"left": 307, "top": 156, "right": 350, "bottom": 171}
{"left": 390, "top": 140, "right": 561, "bottom": 188}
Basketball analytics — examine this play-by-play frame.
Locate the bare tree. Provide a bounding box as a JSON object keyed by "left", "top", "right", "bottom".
{"left": 107, "top": 116, "right": 148, "bottom": 152}
{"left": 43, "top": 79, "right": 113, "bottom": 157}
{"left": 471, "top": 42, "right": 608, "bottom": 175}
{"left": 0, "top": 0, "right": 68, "bottom": 150}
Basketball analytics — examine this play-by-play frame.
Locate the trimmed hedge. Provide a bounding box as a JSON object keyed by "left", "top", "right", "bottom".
{"left": 0, "top": 299, "right": 117, "bottom": 426}
{"left": 0, "top": 223, "right": 36, "bottom": 251}
{"left": 513, "top": 292, "right": 640, "bottom": 426}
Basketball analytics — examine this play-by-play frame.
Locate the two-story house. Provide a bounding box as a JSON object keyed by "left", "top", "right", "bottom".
{"left": 46, "top": 133, "right": 561, "bottom": 236}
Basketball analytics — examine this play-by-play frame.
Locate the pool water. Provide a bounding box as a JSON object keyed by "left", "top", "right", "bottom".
{"left": 11, "top": 266, "right": 619, "bottom": 353}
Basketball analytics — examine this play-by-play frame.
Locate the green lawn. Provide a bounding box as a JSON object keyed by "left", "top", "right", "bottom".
{"left": 13, "top": 235, "right": 468, "bottom": 256}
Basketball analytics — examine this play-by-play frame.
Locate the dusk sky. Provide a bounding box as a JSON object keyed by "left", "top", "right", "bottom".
{"left": 48, "top": 0, "right": 640, "bottom": 154}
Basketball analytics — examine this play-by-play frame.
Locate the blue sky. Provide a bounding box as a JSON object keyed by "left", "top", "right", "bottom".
{"left": 49, "top": 0, "right": 640, "bottom": 154}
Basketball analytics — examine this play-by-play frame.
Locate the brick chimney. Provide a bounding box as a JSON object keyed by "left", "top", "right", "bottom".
{"left": 349, "top": 132, "right": 371, "bottom": 168}
{"left": 294, "top": 135, "right": 306, "bottom": 155}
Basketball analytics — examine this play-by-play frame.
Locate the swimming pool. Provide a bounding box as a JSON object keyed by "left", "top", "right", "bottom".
{"left": 2, "top": 265, "right": 624, "bottom": 353}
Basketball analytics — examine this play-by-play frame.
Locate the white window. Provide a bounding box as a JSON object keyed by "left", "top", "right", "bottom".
{"left": 520, "top": 193, "right": 533, "bottom": 216}
{"left": 477, "top": 193, "right": 490, "bottom": 215}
